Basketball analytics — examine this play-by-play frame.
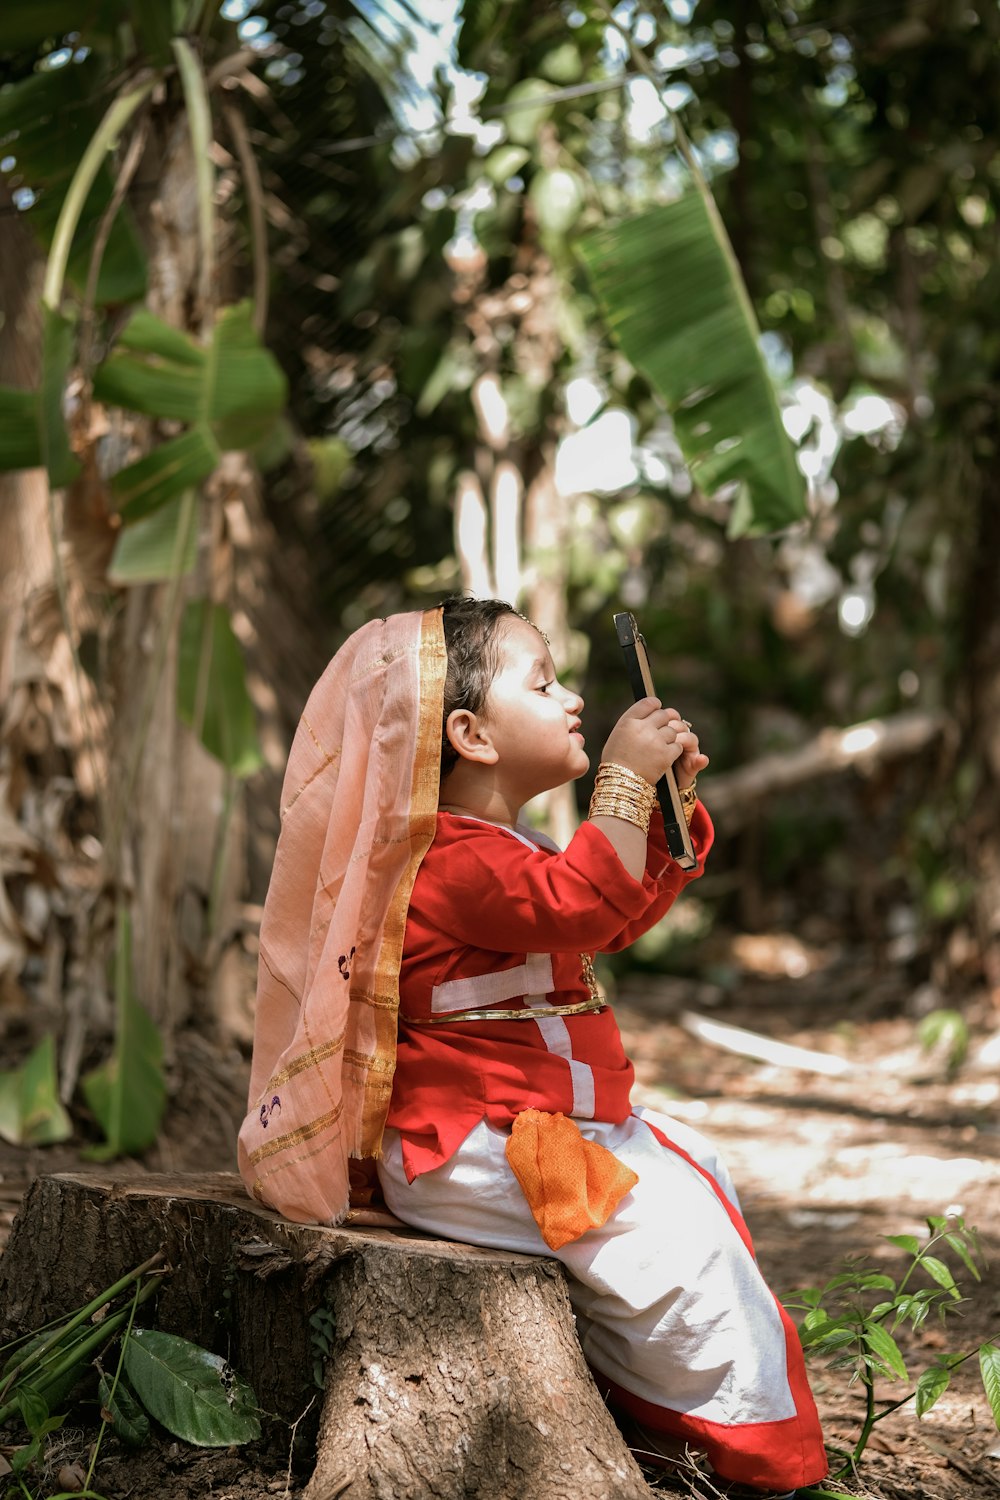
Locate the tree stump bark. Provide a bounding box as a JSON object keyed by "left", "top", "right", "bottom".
{"left": 0, "top": 1172, "right": 652, "bottom": 1500}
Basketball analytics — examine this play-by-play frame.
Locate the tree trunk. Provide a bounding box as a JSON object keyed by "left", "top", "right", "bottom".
{"left": 0, "top": 1172, "right": 652, "bottom": 1500}
{"left": 0, "top": 197, "right": 49, "bottom": 707}
{"left": 963, "top": 459, "right": 1000, "bottom": 1002}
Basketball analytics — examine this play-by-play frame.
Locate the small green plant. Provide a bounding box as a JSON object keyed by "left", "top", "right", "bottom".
{"left": 308, "top": 1305, "right": 337, "bottom": 1391}
{"left": 916, "top": 1007, "right": 969, "bottom": 1078}
{"left": 0, "top": 1254, "right": 261, "bottom": 1492}
{"left": 785, "top": 1214, "right": 1000, "bottom": 1482}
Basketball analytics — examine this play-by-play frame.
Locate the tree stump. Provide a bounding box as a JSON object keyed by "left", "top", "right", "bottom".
{"left": 0, "top": 1172, "right": 652, "bottom": 1500}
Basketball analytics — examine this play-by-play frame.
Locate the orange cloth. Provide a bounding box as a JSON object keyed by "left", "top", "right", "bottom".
{"left": 504, "top": 1108, "right": 639, "bottom": 1251}
{"left": 236, "top": 609, "right": 447, "bottom": 1225}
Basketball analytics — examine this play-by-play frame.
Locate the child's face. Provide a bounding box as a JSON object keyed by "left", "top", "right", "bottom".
{"left": 481, "top": 617, "right": 589, "bottom": 801}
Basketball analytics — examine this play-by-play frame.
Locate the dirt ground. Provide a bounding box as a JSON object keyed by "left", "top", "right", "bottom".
{"left": 1, "top": 948, "right": 999, "bottom": 1500}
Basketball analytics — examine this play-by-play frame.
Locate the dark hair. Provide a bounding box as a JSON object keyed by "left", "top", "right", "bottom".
{"left": 440, "top": 595, "right": 518, "bottom": 778}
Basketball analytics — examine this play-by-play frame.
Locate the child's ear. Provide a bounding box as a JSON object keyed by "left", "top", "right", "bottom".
{"left": 444, "top": 709, "right": 499, "bottom": 766}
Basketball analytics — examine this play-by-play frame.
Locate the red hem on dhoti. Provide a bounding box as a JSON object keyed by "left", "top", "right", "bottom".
{"left": 590, "top": 1120, "right": 830, "bottom": 1492}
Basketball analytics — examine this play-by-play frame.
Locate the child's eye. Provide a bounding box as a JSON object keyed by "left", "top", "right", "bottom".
{"left": 538, "top": 681, "right": 553, "bottom": 694}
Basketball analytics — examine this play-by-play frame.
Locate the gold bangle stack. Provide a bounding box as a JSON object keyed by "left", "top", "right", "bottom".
{"left": 589, "top": 761, "right": 657, "bottom": 834}
{"left": 678, "top": 780, "right": 698, "bottom": 827}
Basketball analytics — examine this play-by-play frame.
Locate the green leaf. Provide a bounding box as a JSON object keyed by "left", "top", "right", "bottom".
{"left": 857, "top": 1273, "right": 896, "bottom": 1292}
{"left": 81, "top": 908, "right": 165, "bottom": 1160}
{"left": 482, "top": 144, "right": 531, "bottom": 185}
{"left": 113, "top": 426, "right": 221, "bottom": 522}
{"left": 250, "top": 416, "right": 295, "bottom": 475}
{"left": 917, "top": 1008, "right": 969, "bottom": 1072}
{"left": 123, "top": 1329, "right": 261, "bottom": 1447}
{"left": 920, "top": 1255, "right": 960, "bottom": 1299}
{"left": 0, "top": 56, "right": 147, "bottom": 305}
{"left": 10, "top": 1435, "right": 40, "bottom": 1474}
{"left": 14, "top": 1384, "right": 50, "bottom": 1434}
{"left": 41, "top": 306, "right": 80, "bottom": 488}
{"left": 862, "top": 1320, "right": 908, "bottom": 1380}
{"left": 0, "top": 388, "right": 43, "bottom": 472}
{"left": 19, "top": 1034, "right": 73, "bottom": 1145}
{"left": 577, "top": 195, "right": 806, "bottom": 533}
{"left": 885, "top": 1233, "right": 921, "bottom": 1256}
{"left": 529, "top": 167, "right": 585, "bottom": 240}
{"left": 93, "top": 337, "right": 204, "bottom": 424}
{"left": 177, "top": 603, "right": 264, "bottom": 778}
{"left": 108, "top": 491, "right": 198, "bottom": 584}
{"left": 415, "top": 345, "right": 464, "bottom": 416}
{"left": 915, "top": 1362, "right": 952, "bottom": 1417}
{"left": 801, "top": 1325, "right": 856, "bottom": 1354}
{"left": 93, "top": 302, "right": 287, "bottom": 447}
{"left": 172, "top": 37, "right": 215, "bottom": 301}
{"left": 980, "top": 1343, "right": 1000, "bottom": 1429}
{"left": 3, "top": 1322, "right": 95, "bottom": 1402}
{"left": 0, "top": 1036, "right": 72, "bottom": 1147}
{"left": 893, "top": 1292, "right": 935, "bottom": 1331}
{"left": 502, "top": 78, "right": 554, "bottom": 145}
{"left": 132, "top": 1, "right": 176, "bottom": 67}
{"left": 307, "top": 436, "right": 352, "bottom": 500}
{"left": 208, "top": 302, "right": 288, "bottom": 449}
{"left": 0, "top": 2, "right": 98, "bottom": 46}
{"left": 116, "top": 311, "right": 206, "bottom": 367}
{"left": 943, "top": 1231, "right": 981, "bottom": 1282}
{"left": 98, "top": 1371, "right": 151, "bottom": 1447}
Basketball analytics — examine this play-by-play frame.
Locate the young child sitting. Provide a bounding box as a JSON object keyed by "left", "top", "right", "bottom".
{"left": 238, "top": 597, "right": 827, "bottom": 1498}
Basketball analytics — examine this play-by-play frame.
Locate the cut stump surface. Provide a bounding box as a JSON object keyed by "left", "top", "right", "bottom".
{"left": 0, "top": 1171, "right": 652, "bottom": 1500}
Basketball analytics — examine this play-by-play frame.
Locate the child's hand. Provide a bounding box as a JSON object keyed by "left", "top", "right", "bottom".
{"left": 600, "top": 699, "right": 709, "bottom": 790}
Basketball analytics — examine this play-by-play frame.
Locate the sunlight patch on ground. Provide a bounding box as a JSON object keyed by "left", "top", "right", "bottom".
{"left": 650, "top": 1096, "right": 1000, "bottom": 1210}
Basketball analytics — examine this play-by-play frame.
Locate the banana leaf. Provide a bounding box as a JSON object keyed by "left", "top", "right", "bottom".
{"left": 0, "top": 55, "right": 146, "bottom": 305}
{"left": 81, "top": 908, "right": 165, "bottom": 1160}
{"left": 0, "top": 389, "right": 43, "bottom": 472}
{"left": 112, "top": 426, "right": 220, "bottom": 522}
{"left": 40, "top": 306, "right": 80, "bottom": 488}
{"left": 0, "top": 1035, "right": 72, "bottom": 1147}
{"left": 107, "top": 491, "right": 198, "bottom": 583}
{"left": 576, "top": 194, "right": 805, "bottom": 534}
{"left": 93, "top": 301, "right": 288, "bottom": 512}
{"left": 0, "top": 1, "right": 123, "bottom": 47}
{"left": 177, "top": 602, "right": 264, "bottom": 778}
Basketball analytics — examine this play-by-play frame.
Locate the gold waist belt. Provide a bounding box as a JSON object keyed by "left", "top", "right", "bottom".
{"left": 405, "top": 996, "right": 605, "bottom": 1025}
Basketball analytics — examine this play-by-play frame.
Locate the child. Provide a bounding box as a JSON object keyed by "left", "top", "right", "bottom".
{"left": 238, "top": 598, "right": 827, "bottom": 1497}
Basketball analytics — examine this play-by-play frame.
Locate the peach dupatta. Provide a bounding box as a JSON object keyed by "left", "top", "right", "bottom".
{"left": 237, "top": 608, "right": 447, "bottom": 1224}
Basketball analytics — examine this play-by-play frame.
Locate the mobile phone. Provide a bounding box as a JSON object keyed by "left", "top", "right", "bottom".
{"left": 613, "top": 611, "right": 698, "bottom": 871}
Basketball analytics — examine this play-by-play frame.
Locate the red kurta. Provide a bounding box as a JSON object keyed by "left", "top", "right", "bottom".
{"left": 387, "top": 802, "right": 713, "bottom": 1180}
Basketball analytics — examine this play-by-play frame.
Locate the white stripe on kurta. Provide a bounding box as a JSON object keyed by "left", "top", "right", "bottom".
{"left": 430, "top": 952, "right": 555, "bottom": 1013}
{"left": 534, "top": 1015, "right": 596, "bottom": 1119}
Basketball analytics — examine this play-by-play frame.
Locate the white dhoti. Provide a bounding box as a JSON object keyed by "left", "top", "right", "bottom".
{"left": 377, "top": 1107, "right": 827, "bottom": 1493}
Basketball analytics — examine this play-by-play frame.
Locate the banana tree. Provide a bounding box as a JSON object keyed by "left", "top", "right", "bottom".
{"left": 0, "top": 2, "right": 287, "bottom": 1154}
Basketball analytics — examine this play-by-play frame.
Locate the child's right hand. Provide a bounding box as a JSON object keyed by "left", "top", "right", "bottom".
{"left": 600, "top": 698, "right": 693, "bottom": 787}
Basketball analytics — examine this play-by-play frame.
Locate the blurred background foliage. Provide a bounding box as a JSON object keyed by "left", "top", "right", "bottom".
{"left": 236, "top": 0, "right": 998, "bottom": 989}
{"left": 1, "top": 0, "right": 998, "bottom": 1152}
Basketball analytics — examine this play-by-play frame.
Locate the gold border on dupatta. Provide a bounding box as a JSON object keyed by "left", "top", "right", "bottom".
{"left": 358, "top": 606, "right": 447, "bottom": 1156}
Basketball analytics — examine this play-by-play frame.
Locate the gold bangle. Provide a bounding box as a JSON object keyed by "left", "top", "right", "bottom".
{"left": 590, "top": 762, "right": 656, "bottom": 835}
{"left": 677, "top": 780, "right": 697, "bottom": 827}
{"left": 589, "top": 792, "right": 652, "bottom": 834}
{"left": 597, "top": 761, "right": 655, "bottom": 795}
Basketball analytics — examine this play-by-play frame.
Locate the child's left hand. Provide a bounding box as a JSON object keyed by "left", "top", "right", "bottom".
{"left": 663, "top": 709, "right": 709, "bottom": 789}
